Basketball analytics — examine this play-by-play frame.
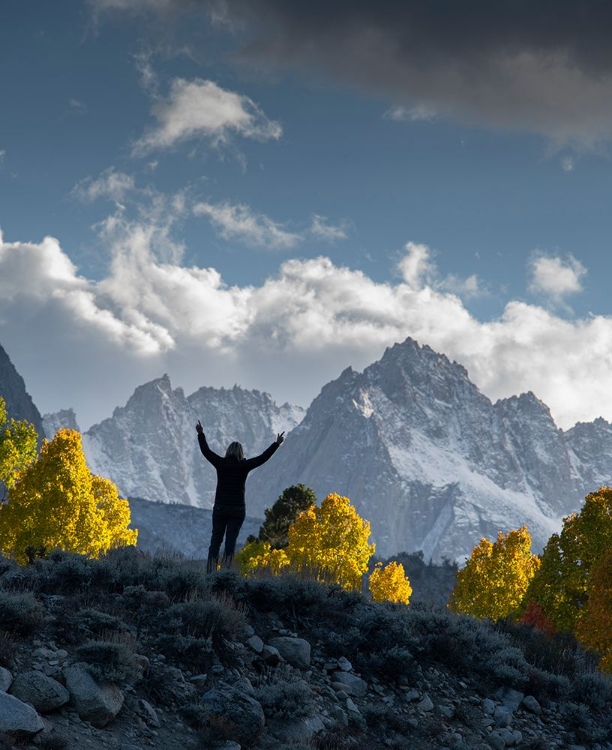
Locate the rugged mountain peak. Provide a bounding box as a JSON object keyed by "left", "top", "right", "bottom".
{"left": 42, "top": 408, "right": 80, "bottom": 439}
{"left": 0, "top": 342, "right": 44, "bottom": 437}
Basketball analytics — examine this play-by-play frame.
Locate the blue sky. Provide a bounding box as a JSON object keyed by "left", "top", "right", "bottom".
{"left": 2, "top": 0, "right": 612, "bottom": 430}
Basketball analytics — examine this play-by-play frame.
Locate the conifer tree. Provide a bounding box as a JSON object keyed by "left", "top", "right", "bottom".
{"left": 0, "top": 428, "right": 137, "bottom": 563}
{"left": 448, "top": 526, "right": 539, "bottom": 621}
{"left": 257, "top": 484, "right": 317, "bottom": 549}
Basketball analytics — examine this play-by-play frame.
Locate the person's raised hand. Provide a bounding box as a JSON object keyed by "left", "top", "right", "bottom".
{"left": 196, "top": 420, "right": 204, "bottom": 434}
{"left": 276, "top": 431, "right": 285, "bottom": 445}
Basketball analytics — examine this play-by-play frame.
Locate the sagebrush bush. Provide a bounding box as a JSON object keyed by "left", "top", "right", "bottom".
{"left": 164, "top": 593, "right": 247, "bottom": 644}
{"left": 0, "top": 590, "right": 44, "bottom": 637}
{"left": 76, "top": 608, "right": 133, "bottom": 638}
{"left": 76, "top": 640, "right": 142, "bottom": 684}
{"left": 255, "top": 679, "right": 316, "bottom": 720}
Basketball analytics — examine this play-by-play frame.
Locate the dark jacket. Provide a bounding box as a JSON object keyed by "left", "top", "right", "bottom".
{"left": 198, "top": 433, "right": 279, "bottom": 508}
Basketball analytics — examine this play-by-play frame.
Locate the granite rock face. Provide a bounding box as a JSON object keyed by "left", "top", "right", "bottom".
{"left": 0, "top": 342, "right": 44, "bottom": 437}
{"left": 77, "top": 377, "right": 304, "bottom": 507}
{"left": 249, "top": 338, "right": 612, "bottom": 561}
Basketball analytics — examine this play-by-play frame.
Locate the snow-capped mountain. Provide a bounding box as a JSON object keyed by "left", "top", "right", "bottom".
{"left": 247, "top": 338, "right": 612, "bottom": 561}
{"left": 42, "top": 408, "right": 80, "bottom": 439}
{"left": 79, "top": 376, "right": 305, "bottom": 508}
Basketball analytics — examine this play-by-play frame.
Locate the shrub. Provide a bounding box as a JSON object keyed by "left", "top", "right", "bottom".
{"left": 0, "top": 590, "right": 44, "bottom": 637}
{"left": 76, "top": 640, "right": 142, "bottom": 684}
{"left": 368, "top": 561, "right": 412, "bottom": 604}
{"left": 255, "top": 679, "right": 316, "bottom": 720}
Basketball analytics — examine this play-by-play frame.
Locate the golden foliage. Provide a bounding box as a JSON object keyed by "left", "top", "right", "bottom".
{"left": 0, "top": 397, "right": 38, "bottom": 493}
{"left": 575, "top": 549, "right": 612, "bottom": 672}
{"left": 524, "top": 487, "right": 612, "bottom": 632}
{"left": 368, "top": 561, "right": 412, "bottom": 604}
{"left": 238, "top": 539, "right": 290, "bottom": 576}
{"left": 448, "top": 526, "right": 539, "bottom": 621}
{"left": 0, "top": 428, "right": 137, "bottom": 564}
{"left": 285, "top": 492, "right": 375, "bottom": 591}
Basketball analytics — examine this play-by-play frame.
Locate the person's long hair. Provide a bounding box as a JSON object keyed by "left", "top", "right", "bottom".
{"left": 225, "top": 441, "right": 244, "bottom": 460}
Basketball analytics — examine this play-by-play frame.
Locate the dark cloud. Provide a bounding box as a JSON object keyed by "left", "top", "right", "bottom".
{"left": 93, "top": 0, "right": 612, "bottom": 144}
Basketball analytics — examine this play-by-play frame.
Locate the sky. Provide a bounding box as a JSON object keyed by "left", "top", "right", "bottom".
{"left": 2, "top": 1, "right": 612, "bottom": 431}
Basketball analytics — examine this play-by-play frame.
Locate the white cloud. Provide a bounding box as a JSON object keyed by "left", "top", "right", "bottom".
{"left": 1, "top": 221, "right": 612, "bottom": 433}
{"left": 194, "top": 200, "right": 301, "bottom": 250}
{"left": 133, "top": 78, "right": 282, "bottom": 155}
{"left": 72, "top": 168, "right": 138, "bottom": 204}
{"left": 309, "top": 215, "right": 349, "bottom": 242}
{"left": 529, "top": 253, "right": 587, "bottom": 301}
{"left": 386, "top": 104, "right": 438, "bottom": 122}
{"left": 562, "top": 156, "right": 575, "bottom": 172}
{"left": 0, "top": 150, "right": 5, "bottom": 167}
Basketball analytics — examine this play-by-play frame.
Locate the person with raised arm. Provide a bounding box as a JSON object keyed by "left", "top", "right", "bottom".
{"left": 196, "top": 420, "right": 284, "bottom": 573}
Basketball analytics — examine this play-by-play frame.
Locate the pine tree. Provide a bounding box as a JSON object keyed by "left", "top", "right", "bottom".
{"left": 256, "top": 484, "right": 317, "bottom": 549}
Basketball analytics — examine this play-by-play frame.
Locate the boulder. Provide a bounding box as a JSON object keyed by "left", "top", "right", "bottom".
{"left": 0, "top": 666, "right": 12, "bottom": 692}
{"left": 0, "top": 691, "right": 44, "bottom": 735}
{"left": 9, "top": 671, "right": 69, "bottom": 713}
{"left": 331, "top": 671, "right": 367, "bottom": 697}
{"left": 200, "top": 683, "right": 265, "bottom": 746}
{"left": 268, "top": 637, "right": 311, "bottom": 669}
{"left": 63, "top": 663, "right": 124, "bottom": 728}
{"left": 260, "top": 645, "right": 281, "bottom": 666}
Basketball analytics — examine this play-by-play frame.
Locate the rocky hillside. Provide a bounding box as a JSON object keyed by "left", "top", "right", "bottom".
{"left": 249, "top": 338, "right": 612, "bottom": 561}
{"left": 1, "top": 549, "right": 611, "bottom": 750}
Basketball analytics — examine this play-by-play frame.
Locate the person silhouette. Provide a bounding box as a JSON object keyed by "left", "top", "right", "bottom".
{"left": 196, "top": 420, "right": 284, "bottom": 573}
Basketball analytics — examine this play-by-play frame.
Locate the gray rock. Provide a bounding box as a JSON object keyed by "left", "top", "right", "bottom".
{"left": 63, "top": 663, "right": 124, "bottom": 728}
{"left": 330, "top": 706, "right": 348, "bottom": 726}
{"left": 337, "top": 656, "right": 352, "bottom": 672}
{"left": 200, "top": 684, "right": 265, "bottom": 746}
{"left": 9, "top": 671, "right": 69, "bottom": 713}
{"left": 417, "top": 694, "right": 434, "bottom": 712}
{"left": 493, "top": 705, "right": 513, "bottom": 728}
{"left": 272, "top": 714, "right": 325, "bottom": 743}
{"left": 138, "top": 699, "right": 160, "bottom": 727}
{"left": 0, "top": 691, "right": 45, "bottom": 735}
{"left": 260, "top": 645, "right": 281, "bottom": 666}
{"left": 233, "top": 676, "right": 255, "bottom": 696}
{"left": 521, "top": 695, "right": 541, "bottom": 714}
{"left": 120, "top": 745, "right": 143, "bottom": 750}
{"left": 268, "top": 637, "right": 311, "bottom": 669}
{"left": 345, "top": 697, "right": 360, "bottom": 714}
{"left": 246, "top": 635, "right": 264, "bottom": 654}
{"left": 495, "top": 687, "right": 524, "bottom": 711}
{"left": 0, "top": 666, "right": 12, "bottom": 692}
{"left": 487, "top": 732, "right": 506, "bottom": 750}
{"left": 497, "top": 726, "right": 516, "bottom": 746}
{"left": 482, "top": 698, "right": 496, "bottom": 715}
{"left": 331, "top": 672, "right": 367, "bottom": 697}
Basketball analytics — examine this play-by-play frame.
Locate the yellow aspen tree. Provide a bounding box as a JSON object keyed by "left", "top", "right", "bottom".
{"left": 524, "top": 487, "right": 612, "bottom": 632}
{"left": 285, "top": 493, "right": 375, "bottom": 591}
{"left": 0, "top": 428, "right": 136, "bottom": 564}
{"left": 0, "top": 397, "right": 38, "bottom": 495}
{"left": 238, "top": 539, "right": 289, "bottom": 577}
{"left": 369, "top": 561, "right": 412, "bottom": 604}
{"left": 574, "top": 548, "right": 612, "bottom": 672}
{"left": 448, "top": 526, "right": 539, "bottom": 621}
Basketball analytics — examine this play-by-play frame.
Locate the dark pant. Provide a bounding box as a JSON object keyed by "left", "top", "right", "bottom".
{"left": 207, "top": 505, "right": 246, "bottom": 573}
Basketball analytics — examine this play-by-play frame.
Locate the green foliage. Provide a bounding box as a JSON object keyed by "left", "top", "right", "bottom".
{"left": 0, "top": 397, "right": 38, "bottom": 495}
{"left": 255, "top": 679, "right": 316, "bottom": 720}
{"left": 257, "top": 484, "right": 317, "bottom": 549}
{"left": 76, "top": 640, "right": 142, "bottom": 684}
{"left": 0, "top": 590, "right": 44, "bottom": 637}
{"left": 524, "top": 487, "right": 612, "bottom": 632}
{"left": 448, "top": 527, "right": 539, "bottom": 621}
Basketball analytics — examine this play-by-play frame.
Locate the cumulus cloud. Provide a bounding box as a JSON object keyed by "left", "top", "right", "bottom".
{"left": 309, "top": 215, "right": 349, "bottom": 243}
{"left": 133, "top": 77, "right": 282, "bottom": 154}
{"left": 193, "top": 200, "right": 301, "bottom": 250}
{"left": 529, "top": 253, "right": 587, "bottom": 302}
{"left": 2, "top": 220, "right": 612, "bottom": 433}
{"left": 91, "top": 0, "right": 612, "bottom": 147}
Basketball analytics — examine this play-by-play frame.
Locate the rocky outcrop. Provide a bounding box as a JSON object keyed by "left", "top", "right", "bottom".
{"left": 63, "top": 663, "right": 124, "bottom": 727}
{"left": 9, "top": 670, "right": 69, "bottom": 712}
{"left": 0, "top": 342, "right": 44, "bottom": 437}
{"left": 0, "top": 691, "right": 44, "bottom": 735}
{"left": 42, "top": 407, "right": 80, "bottom": 439}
